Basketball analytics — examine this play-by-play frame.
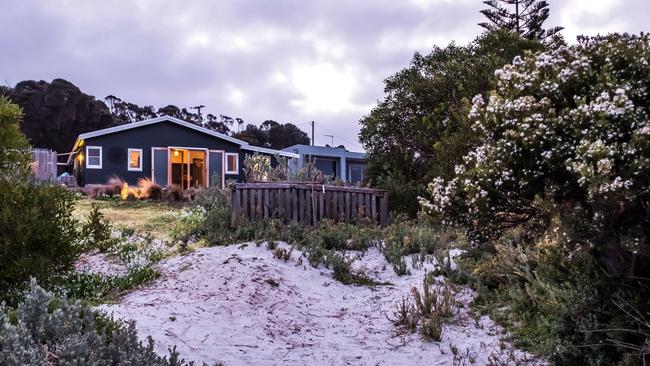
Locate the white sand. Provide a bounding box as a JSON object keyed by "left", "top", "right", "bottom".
{"left": 100, "top": 243, "right": 542, "bottom": 365}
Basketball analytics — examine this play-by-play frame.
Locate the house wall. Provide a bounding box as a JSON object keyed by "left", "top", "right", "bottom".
{"left": 79, "top": 120, "right": 247, "bottom": 185}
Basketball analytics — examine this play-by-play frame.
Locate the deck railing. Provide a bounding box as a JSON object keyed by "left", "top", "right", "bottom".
{"left": 230, "top": 182, "right": 389, "bottom": 226}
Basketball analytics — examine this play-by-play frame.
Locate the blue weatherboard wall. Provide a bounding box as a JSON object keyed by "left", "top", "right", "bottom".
{"left": 79, "top": 120, "right": 256, "bottom": 185}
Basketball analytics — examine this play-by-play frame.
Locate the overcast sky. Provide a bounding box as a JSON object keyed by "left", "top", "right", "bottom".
{"left": 2, "top": 0, "right": 648, "bottom": 150}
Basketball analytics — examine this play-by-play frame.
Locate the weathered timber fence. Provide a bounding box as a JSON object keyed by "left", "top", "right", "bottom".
{"left": 230, "top": 182, "right": 389, "bottom": 226}
{"left": 31, "top": 148, "right": 57, "bottom": 181}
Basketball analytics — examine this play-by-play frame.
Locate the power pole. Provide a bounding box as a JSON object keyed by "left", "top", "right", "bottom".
{"left": 310, "top": 121, "right": 315, "bottom": 146}
{"left": 324, "top": 134, "right": 334, "bottom": 146}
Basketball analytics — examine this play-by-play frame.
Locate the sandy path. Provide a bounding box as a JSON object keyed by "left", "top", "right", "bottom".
{"left": 100, "top": 243, "right": 541, "bottom": 365}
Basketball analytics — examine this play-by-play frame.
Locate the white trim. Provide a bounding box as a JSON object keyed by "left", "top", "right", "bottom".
{"left": 127, "top": 148, "right": 143, "bottom": 171}
{"left": 69, "top": 116, "right": 298, "bottom": 164}
{"left": 85, "top": 146, "right": 102, "bottom": 169}
{"left": 225, "top": 153, "right": 239, "bottom": 175}
{"left": 78, "top": 116, "right": 247, "bottom": 145}
{"left": 241, "top": 145, "right": 299, "bottom": 158}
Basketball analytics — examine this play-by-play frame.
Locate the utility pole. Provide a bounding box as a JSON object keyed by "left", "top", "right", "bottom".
{"left": 324, "top": 134, "right": 334, "bottom": 146}
{"left": 310, "top": 121, "right": 315, "bottom": 146}
{"left": 191, "top": 105, "right": 205, "bottom": 123}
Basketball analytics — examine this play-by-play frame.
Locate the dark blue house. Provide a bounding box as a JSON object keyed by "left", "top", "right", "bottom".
{"left": 68, "top": 116, "right": 298, "bottom": 188}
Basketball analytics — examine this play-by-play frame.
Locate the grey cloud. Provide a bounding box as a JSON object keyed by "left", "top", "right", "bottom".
{"left": 1, "top": 0, "right": 648, "bottom": 149}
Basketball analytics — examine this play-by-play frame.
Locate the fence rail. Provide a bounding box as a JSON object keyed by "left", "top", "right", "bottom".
{"left": 230, "top": 182, "right": 389, "bottom": 226}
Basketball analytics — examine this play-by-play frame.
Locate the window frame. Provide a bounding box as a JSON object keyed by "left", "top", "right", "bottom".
{"left": 127, "top": 148, "right": 143, "bottom": 172}
{"left": 225, "top": 153, "right": 239, "bottom": 175}
{"left": 86, "top": 146, "right": 102, "bottom": 169}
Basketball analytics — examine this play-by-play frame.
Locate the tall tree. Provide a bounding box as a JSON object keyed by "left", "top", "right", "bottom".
{"left": 359, "top": 30, "right": 543, "bottom": 215}
{"left": 233, "top": 120, "right": 310, "bottom": 149}
{"left": 1, "top": 79, "right": 118, "bottom": 153}
{"left": 203, "top": 113, "right": 231, "bottom": 134}
{"left": 479, "top": 0, "right": 563, "bottom": 39}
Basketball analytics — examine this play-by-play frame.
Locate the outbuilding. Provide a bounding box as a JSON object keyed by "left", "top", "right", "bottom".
{"left": 282, "top": 144, "right": 367, "bottom": 184}
{"left": 68, "top": 116, "right": 298, "bottom": 188}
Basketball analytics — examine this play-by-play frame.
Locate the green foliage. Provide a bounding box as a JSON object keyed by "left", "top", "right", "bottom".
{"left": 323, "top": 252, "right": 385, "bottom": 286}
{"left": 243, "top": 152, "right": 324, "bottom": 183}
{"left": 390, "top": 274, "right": 457, "bottom": 342}
{"left": 54, "top": 266, "right": 160, "bottom": 303}
{"left": 420, "top": 33, "right": 650, "bottom": 364}
{"left": 81, "top": 204, "right": 118, "bottom": 252}
{"left": 0, "top": 280, "right": 212, "bottom": 365}
{"left": 0, "top": 96, "right": 30, "bottom": 179}
{"left": 233, "top": 120, "right": 309, "bottom": 149}
{"left": 0, "top": 181, "right": 80, "bottom": 304}
{"left": 359, "top": 30, "right": 543, "bottom": 215}
{"left": 479, "top": 0, "right": 563, "bottom": 40}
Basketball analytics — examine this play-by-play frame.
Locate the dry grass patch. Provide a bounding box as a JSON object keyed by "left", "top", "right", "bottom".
{"left": 74, "top": 198, "right": 184, "bottom": 241}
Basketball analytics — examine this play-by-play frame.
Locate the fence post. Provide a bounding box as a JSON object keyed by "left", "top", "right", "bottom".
{"left": 380, "top": 193, "right": 389, "bottom": 226}
{"left": 231, "top": 188, "right": 239, "bottom": 226}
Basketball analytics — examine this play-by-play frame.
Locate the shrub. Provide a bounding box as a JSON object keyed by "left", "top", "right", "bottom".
{"left": 56, "top": 266, "right": 160, "bottom": 303}
{"left": 138, "top": 178, "right": 162, "bottom": 200}
{"left": 163, "top": 184, "right": 184, "bottom": 202}
{"left": 81, "top": 203, "right": 118, "bottom": 252}
{"left": 420, "top": 316, "right": 444, "bottom": 341}
{"left": 106, "top": 176, "right": 125, "bottom": 196}
{"left": 0, "top": 280, "right": 212, "bottom": 365}
{"left": 390, "top": 274, "right": 457, "bottom": 342}
{"left": 420, "top": 33, "right": 650, "bottom": 364}
{"left": 0, "top": 181, "right": 80, "bottom": 304}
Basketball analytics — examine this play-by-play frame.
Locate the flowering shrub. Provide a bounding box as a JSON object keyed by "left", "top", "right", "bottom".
{"left": 422, "top": 33, "right": 650, "bottom": 256}
{"left": 420, "top": 33, "right": 650, "bottom": 363}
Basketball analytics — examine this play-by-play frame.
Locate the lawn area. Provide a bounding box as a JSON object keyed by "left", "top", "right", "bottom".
{"left": 74, "top": 197, "right": 185, "bottom": 241}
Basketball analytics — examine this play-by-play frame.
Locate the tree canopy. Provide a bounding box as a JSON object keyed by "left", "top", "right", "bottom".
{"left": 1, "top": 79, "right": 118, "bottom": 154}
{"left": 1, "top": 79, "right": 308, "bottom": 153}
{"left": 359, "top": 30, "right": 543, "bottom": 215}
{"left": 233, "top": 120, "right": 310, "bottom": 149}
{"left": 479, "top": 0, "right": 563, "bottom": 40}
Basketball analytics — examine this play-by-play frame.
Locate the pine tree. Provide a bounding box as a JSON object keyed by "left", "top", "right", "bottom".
{"left": 479, "top": 0, "right": 563, "bottom": 40}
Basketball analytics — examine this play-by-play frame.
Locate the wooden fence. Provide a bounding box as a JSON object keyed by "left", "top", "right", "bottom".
{"left": 31, "top": 149, "right": 57, "bottom": 181}
{"left": 230, "top": 182, "right": 389, "bottom": 226}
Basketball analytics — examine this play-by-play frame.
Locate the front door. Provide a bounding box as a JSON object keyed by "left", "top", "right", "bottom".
{"left": 152, "top": 148, "right": 168, "bottom": 187}
{"left": 208, "top": 150, "right": 224, "bottom": 189}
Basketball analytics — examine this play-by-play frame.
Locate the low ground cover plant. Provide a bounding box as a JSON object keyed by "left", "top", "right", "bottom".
{"left": 390, "top": 274, "right": 458, "bottom": 341}
{"left": 0, "top": 280, "right": 215, "bottom": 365}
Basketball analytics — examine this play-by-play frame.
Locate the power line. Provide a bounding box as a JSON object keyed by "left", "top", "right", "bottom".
{"left": 314, "top": 122, "right": 364, "bottom": 151}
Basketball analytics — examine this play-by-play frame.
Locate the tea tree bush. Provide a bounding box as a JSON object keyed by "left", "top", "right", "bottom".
{"left": 420, "top": 33, "right": 650, "bottom": 364}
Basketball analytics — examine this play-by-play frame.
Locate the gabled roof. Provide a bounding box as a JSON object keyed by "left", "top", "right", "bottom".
{"left": 78, "top": 115, "right": 247, "bottom": 145}
{"left": 68, "top": 115, "right": 298, "bottom": 164}
{"left": 283, "top": 144, "right": 366, "bottom": 160}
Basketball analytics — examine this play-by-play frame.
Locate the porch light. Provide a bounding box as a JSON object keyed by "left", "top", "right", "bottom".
{"left": 174, "top": 150, "right": 179, "bottom": 157}
{"left": 77, "top": 153, "right": 84, "bottom": 162}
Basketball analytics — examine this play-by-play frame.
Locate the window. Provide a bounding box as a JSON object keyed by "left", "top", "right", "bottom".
{"left": 225, "top": 153, "right": 239, "bottom": 174}
{"left": 86, "top": 146, "right": 102, "bottom": 169}
{"left": 128, "top": 148, "right": 143, "bottom": 171}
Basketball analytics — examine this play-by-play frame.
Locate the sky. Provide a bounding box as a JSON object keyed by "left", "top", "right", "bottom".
{"left": 2, "top": 0, "right": 649, "bottom": 150}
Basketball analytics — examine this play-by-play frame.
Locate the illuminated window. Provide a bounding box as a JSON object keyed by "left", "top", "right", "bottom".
{"left": 128, "top": 148, "right": 143, "bottom": 171}
{"left": 225, "top": 153, "right": 239, "bottom": 174}
{"left": 86, "top": 146, "right": 102, "bottom": 169}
